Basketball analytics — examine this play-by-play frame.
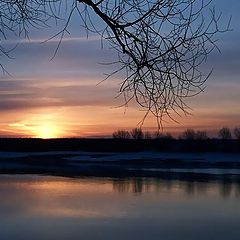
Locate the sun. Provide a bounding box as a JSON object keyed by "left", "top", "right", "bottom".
{"left": 34, "top": 124, "right": 60, "bottom": 139}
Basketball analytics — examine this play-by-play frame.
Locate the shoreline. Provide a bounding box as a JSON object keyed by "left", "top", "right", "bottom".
{"left": 1, "top": 151, "right": 240, "bottom": 182}
{"left": 0, "top": 138, "right": 240, "bottom": 152}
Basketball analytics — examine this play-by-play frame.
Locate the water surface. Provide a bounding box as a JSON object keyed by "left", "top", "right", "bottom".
{"left": 0, "top": 175, "right": 239, "bottom": 240}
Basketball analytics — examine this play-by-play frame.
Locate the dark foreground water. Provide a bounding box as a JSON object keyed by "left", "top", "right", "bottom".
{"left": 0, "top": 175, "right": 240, "bottom": 240}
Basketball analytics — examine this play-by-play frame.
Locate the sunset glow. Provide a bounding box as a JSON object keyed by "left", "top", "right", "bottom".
{"left": 33, "top": 124, "right": 60, "bottom": 139}
{"left": 0, "top": 1, "right": 239, "bottom": 138}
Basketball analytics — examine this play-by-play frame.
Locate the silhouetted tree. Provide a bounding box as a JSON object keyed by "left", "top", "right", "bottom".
{"left": 234, "top": 127, "right": 240, "bottom": 140}
{"left": 144, "top": 131, "right": 152, "bottom": 139}
{"left": 112, "top": 129, "right": 130, "bottom": 139}
{"left": 0, "top": 0, "right": 230, "bottom": 125}
{"left": 131, "top": 128, "right": 143, "bottom": 139}
{"left": 164, "top": 133, "right": 174, "bottom": 140}
{"left": 153, "top": 131, "right": 163, "bottom": 139}
{"left": 195, "top": 131, "right": 208, "bottom": 140}
{"left": 181, "top": 129, "right": 196, "bottom": 140}
{"left": 218, "top": 127, "right": 232, "bottom": 140}
{"left": 154, "top": 131, "right": 174, "bottom": 140}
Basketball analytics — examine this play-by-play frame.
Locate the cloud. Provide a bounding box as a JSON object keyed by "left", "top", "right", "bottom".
{"left": 1, "top": 33, "right": 119, "bottom": 83}
{"left": 0, "top": 78, "right": 122, "bottom": 111}
{"left": 2, "top": 35, "right": 102, "bottom": 45}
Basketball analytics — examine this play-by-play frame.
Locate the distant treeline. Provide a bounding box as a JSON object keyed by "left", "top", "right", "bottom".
{"left": 112, "top": 127, "right": 240, "bottom": 140}
{"left": 0, "top": 137, "right": 239, "bottom": 153}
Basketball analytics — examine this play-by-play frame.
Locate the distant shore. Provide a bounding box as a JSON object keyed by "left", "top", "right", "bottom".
{"left": 1, "top": 148, "right": 240, "bottom": 182}
{"left": 1, "top": 138, "right": 240, "bottom": 181}
{"left": 0, "top": 138, "right": 240, "bottom": 152}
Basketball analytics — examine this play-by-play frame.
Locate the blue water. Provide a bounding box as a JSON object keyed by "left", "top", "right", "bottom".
{"left": 0, "top": 175, "right": 239, "bottom": 240}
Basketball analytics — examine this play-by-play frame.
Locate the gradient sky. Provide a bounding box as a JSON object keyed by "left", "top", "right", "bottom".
{"left": 0, "top": 0, "right": 240, "bottom": 138}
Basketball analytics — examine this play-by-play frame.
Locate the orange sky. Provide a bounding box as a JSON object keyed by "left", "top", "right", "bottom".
{"left": 0, "top": 1, "right": 239, "bottom": 138}
{"left": 1, "top": 84, "right": 239, "bottom": 138}
{"left": 0, "top": 61, "right": 240, "bottom": 138}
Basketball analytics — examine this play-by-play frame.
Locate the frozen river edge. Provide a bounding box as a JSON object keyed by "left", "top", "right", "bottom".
{"left": 1, "top": 151, "right": 240, "bottom": 181}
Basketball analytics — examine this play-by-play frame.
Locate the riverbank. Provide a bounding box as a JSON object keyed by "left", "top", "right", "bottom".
{"left": 0, "top": 138, "right": 240, "bottom": 152}
{"left": 1, "top": 151, "right": 240, "bottom": 181}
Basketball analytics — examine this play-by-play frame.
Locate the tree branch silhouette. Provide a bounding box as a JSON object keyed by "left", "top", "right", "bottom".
{"left": 0, "top": 0, "right": 230, "bottom": 128}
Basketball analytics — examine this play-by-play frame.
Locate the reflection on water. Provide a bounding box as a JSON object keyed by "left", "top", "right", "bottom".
{"left": 0, "top": 175, "right": 240, "bottom": 240}
{"left": 112, "top": 178, "right": 240, "bottom": 198}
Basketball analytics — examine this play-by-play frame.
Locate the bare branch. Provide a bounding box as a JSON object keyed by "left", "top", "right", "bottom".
{"left": 0, "top": 0, "right": 230, "bottom": 128}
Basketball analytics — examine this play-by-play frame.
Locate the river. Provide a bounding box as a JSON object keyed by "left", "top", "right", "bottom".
{"left": 0, "top": 175, "right": 239, "bottom": 240}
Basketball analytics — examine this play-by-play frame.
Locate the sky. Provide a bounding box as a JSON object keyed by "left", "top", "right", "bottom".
{"left": 0, "top": 0, "right": 240, "bottom": 138}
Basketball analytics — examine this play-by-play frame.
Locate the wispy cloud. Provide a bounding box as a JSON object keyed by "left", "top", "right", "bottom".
{"left": 2, "top": 35, "right": 102, "bottom": 45}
